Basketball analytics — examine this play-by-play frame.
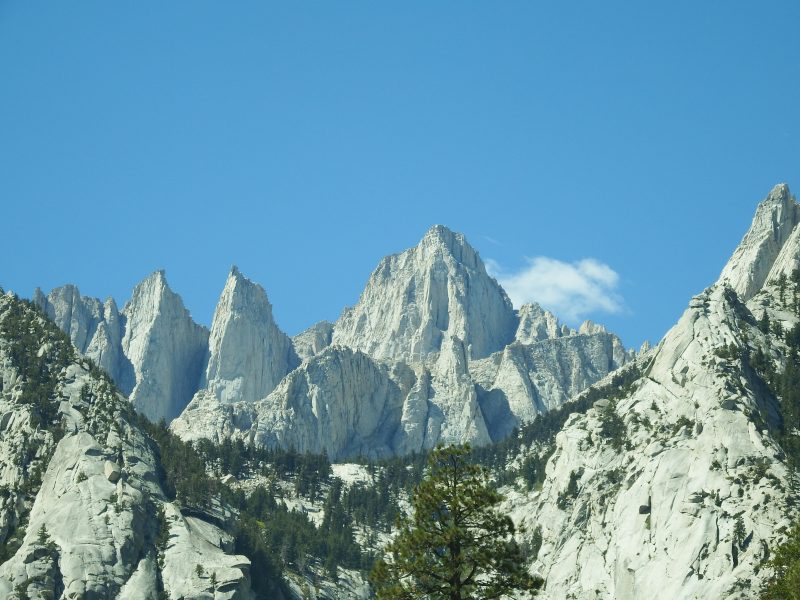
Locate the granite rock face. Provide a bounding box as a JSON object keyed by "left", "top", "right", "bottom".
{"left": 34, "top": 272, "right": 209, "bottom": 423}
{"left": 122, "top": 271, "right": 209, "bottom": 422}
{"left": 0, "top": 293, "right": 255, "bottom": 599}
{"left": 175, "top": 327, "right": 630, "bottom": 461}
{"left": 472, "top": 331, "right": 629, "bottom": 440}
{"left": 506, "top": 185, "right": 800, "bottom": 599}
{"left": 332, "top": 225, "right": 518, "bottom": 362}
{"left": 718, "top": 183, "right": 800, "bottom": 301}
{"left": 171, "top": 226, "right": 631, "bottom": 460}
{"left": 37, "top": 227, "right": 632, "bottom": 460}
{"left": 201, "top": 266, "right": 299, "bottom": 404}
{"left": 292, "top": 321, "right": 334, "bottom": 362}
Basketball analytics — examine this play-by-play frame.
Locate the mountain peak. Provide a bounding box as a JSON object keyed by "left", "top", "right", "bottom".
{"left": 333, "top": 226, "right": 516, "bottom": 361}
{"left": 421, "top": 224, "right": 460, "bottom": 246}
{"left": 718, "top": 184, "right": 800, "bottom": 301}
{"left": 766, "top": 182, "right": 791, "bottom": 204}
{"left": 122, "top": 270, "right": 208, "bottom": 422}
{"left": 224, "top": 264, "right": 262, "bottom": 295}
{"left": 148, "top": 268, "right": 168, "bottom": 284}
{"left": 203, "top": 269, "right": 298, "bottom": 403}
{"left": 418, "top": 224, "right": 480, "bottom": 270}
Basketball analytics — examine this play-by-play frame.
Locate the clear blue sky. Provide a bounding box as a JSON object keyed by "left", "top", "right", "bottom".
{"left": 2, "top": 2, "right": 799, "bottom": 349}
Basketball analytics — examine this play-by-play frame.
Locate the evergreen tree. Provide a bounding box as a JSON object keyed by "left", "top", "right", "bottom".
{"left": 370, "top": 444, "right": 542, "bottom": 600}
{"left": 761, "top": 522, "right": 800, "bottom": 599}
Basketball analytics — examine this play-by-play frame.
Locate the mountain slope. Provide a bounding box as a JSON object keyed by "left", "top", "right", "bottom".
{"left": 505, "top": 184, "right": 800, "bottom": 599}
{"left": 0, "top": 292, "right": 256, "bottom": 599}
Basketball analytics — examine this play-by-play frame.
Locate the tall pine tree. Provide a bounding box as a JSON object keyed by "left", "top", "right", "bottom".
{"left": 370, "top": 444, "right": 542, "bottom": 599}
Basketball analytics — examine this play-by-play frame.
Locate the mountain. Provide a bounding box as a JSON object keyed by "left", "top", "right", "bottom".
{"left": 34, "top": 271, "right": 209, "bottom": 423}
{"left": 201, "top": 266, "right": 299, "bottom": 404}
{"left": 121, "top": 271, "right": 209, "bottom": 422}
{"left": 33, "top": 226, "right": 632, "bottom": 460}
{"left": 171, "top": 227, "right": 631, "bottom": 460}
{"left": 17, "top": 184, "right": 800, "bottom": 599}
{"left": 0, "top": 292, "right": 257, "bottom": 599}
{"left": 503, "top": 184, "right": 800, "bottom": 598}
{"left": 331, "top": 225, "right": 518, "bottom": 362}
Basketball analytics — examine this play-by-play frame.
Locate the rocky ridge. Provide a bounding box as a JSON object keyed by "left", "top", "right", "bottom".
{"left": 171, "top": 226, "right": 632, "bottom": 460}
{"left": 36, "top": 227, "right": 632, "bottom": 460}
{"left": 0, "top": 292, "right": 256, "bottom": 599}
{"left": 504, "top": 184, "right": 800, "bottom": 599}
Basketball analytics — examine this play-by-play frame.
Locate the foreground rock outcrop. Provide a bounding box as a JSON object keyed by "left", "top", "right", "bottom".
{"left": 507, "top": 184, "right": 800, "bottom": 599}
{"left": 0, "top": 292, "right": 256, "bottom": 599}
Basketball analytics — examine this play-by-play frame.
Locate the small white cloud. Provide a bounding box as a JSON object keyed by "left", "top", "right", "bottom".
{"left": 487, "top": 256, "right": 624, "bottom": 324}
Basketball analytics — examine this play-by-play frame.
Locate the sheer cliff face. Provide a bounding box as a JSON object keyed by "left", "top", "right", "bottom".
{"left": 121, "top": 271, "right": 209, "bottom": 423}
{"left": 508, "top": 185, "right": 800, "bottom": 599}
{"left": 0, "top": 293, "right": 253, "bottom": 599}
{"left": 332, "top": 225, "right": 518, "bottom": 362}
{"left": 35, "top": 271, "right": 209, "bottom": 424}
{"left": 202, "top": 267, "right": 299, "bottom": 404}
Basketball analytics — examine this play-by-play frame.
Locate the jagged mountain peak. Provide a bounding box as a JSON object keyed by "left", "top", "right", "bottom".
{"left": 226, "top": 264, "right": 253, "bottom": 288}
{"left": 202, "top": 266, "right": 299, "bottom": 403}
{"left": 33, "top": 283, "right": 106, "bottom": 355}
{"left": 122, "top": 270, "right": 208, "bottom": 422}
{"left": 220, "top": 264, "right": 272, "bottom": 309}
{"left": 578, "top": 319, "right": 608, "bottom": 335}
{"left": 332, "top": 225, "right": 517, "bottom": 362}
{"left": 514, "top": 302, "right": 569, "bottom": 343}
{"left": 765, "top": 181, "right": 791, "bottom": 203}
{"left": 416, "top": 224, "right": 481, "bottom": 268}
{"left": 718, "top": 183, "right": 800, "bottom": 301}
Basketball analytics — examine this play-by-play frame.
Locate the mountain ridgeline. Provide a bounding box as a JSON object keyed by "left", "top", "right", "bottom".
{"left": 35, "top": 225, "right": 632, "bottom": 460}
{"left": 12, "top": 182, "right": 800, "bottom": 599}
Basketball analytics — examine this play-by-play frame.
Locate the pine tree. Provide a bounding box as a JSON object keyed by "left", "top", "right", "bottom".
{"left": 761, "top": 522, "right": 800, "bottom": 599}
{"left": 370, "top": 444, "right": 542, "bottom": 600}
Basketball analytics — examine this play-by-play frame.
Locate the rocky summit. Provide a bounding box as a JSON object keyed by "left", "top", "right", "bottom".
{"left": 331, "top": 224, "right": 519, "bottom": 362}
{"left": 170, "top": 226, "right": 632, "bottom": 459}
{"left": 35, "top": 225, "right": 631, "bottom": 461}
{"left": 13, "top": 183, "right": 800, "bottom": 599}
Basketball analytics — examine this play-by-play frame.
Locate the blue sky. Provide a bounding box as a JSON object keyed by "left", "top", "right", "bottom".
{"left": 1, "top": 2, "right": 799, "bottom": 348}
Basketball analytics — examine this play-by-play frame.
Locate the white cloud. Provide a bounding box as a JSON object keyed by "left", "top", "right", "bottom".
{"left": 486, "top": 256, "right": 624, "bottom": 324}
